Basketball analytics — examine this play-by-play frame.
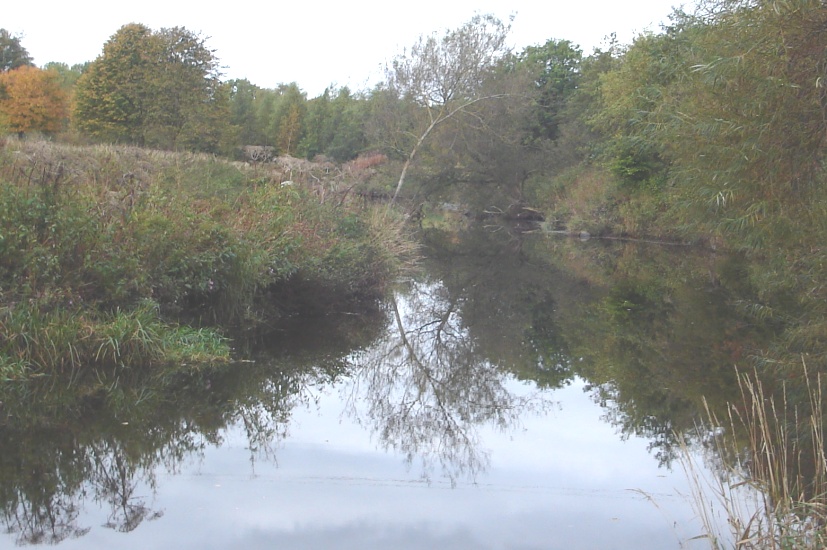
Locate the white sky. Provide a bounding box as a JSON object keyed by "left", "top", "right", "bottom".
{"left": 4, "top": 0, "right": 682, "bottom": 97}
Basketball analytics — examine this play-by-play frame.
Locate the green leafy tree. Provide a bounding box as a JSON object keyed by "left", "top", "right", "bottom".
{"left": 265, "top": 82, "right": 306, "bottom": 156}
{"left": 277, "top": 104, "right": 303, "bottom": 156}
{"left": 73, "top": 24, "right": 224, "bottom": 150}
{"left": 651, "top": 2, "right": 827, "bottom": 238}
{"left": 326, "top": 87, "right": 367, "bottom": 161}
{"left": 421, "top": 59, "right": 540, "bottom": 204}
{"left": 0, "top": 29, "right": 33, "bottom": 72}
{"left": 176, "top": 80, "right": 235, "bottom": 154}
{"left": 568, "top": 35, "right": 621, "bottom": 122}
{"left": 586, "top": 30, "right": 686, "bottom": 190}
{"left": 73, "top": 23, "right": 159, "bottom": 144}
{"left": 227, "top": 78, "right": 266, "bottom": 146}
{"left": 299, "top": 88, "right": 332, "bottom": 159}
{"left": 42, "top": 62, "right": 88, "bottom": 91}
{"left": 301, "top": 86, "right": 366, "bottom": 161}
{"left": 253, "top": 88, "right": 278, "bottom": 145}
{"left": 516, "top": 38, "right": 583, "bottom": 142}
{"left": 146, "top": 26, "right": 225, "bottom": 150}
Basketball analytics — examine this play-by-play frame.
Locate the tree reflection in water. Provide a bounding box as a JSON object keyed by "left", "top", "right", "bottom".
{"left": 0, "top": 226, "right": 775, "bottom": 545}
{"left": 0, "top": 426, "right": 185, "bottom": 544}
{"left": 0, "top": 306, "right": 381, "bottom": 545}
{"left": 343, "top": 277, "right": 553, "bottom": 484}
{"left": 1, "top": 487, "right": 88, "bottom": 545}
{"left": 90, "top": 440, "right": 163, "bottom": 533}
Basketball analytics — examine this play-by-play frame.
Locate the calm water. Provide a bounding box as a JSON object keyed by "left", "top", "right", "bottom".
{"left": 1, "top": 225, "right": 758, "bottom": 549}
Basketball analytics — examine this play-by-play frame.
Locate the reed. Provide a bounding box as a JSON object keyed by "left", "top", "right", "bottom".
{"left": 680, "top": 362, "right": 827, "bottom": 549}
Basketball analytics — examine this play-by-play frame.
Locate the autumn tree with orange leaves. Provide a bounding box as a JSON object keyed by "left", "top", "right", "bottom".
{"left": 0, "top": 66, "right": 69, "bottom": 136}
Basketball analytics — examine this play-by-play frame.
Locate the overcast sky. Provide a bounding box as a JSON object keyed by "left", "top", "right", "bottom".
{"left": 4, "top": 0, "right": 682, "bottom": 97}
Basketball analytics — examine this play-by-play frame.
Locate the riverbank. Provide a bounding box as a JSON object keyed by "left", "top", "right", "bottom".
{"left": 0, "top": 139, "right": 417, "bottom": 382}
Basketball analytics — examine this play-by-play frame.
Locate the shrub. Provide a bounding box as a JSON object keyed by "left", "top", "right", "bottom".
{"left": 0, "top": 140, "right": 415, "bottom": 376}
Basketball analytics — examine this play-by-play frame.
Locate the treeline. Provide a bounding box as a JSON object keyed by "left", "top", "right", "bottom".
{"left": 3, "top": 2, "right": 827, "bottom": 257}
{"left": 0, "top": 19, "right": 593, "bottom": 192}
{"left": 0, "top": 21, "right": 580, "bottom": 177}
{"left": 0, "top": 24, "right": 370, "bottom": 161}
{"left": 566, "top": 0, "right": 827, "bottom": 244}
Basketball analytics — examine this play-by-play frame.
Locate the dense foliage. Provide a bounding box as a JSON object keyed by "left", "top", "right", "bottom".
{"left": 0, "top": 29, "right": 32, "bottom": 72}
{"left": 0, "top": 65, "right": 68, "bottom": 135}
{"left": 0, "top": 140, "right": 416, "bottom": 379}
{"left": 73, "top": 24, "right": 229, "bottom": 151}
{"left": 1, "top": 3, "right": 826, "bottom": 366}
{"left": 574, "top": 2, "right": 827, "bottom": 369}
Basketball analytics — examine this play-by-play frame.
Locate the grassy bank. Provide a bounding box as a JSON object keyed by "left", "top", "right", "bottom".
{"left": 0, "top": 139, "right": 416, "bottom": 380}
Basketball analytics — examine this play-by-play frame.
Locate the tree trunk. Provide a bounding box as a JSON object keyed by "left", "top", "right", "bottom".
{"left": 391, "top": 119, "right": 438, "bottom": 204}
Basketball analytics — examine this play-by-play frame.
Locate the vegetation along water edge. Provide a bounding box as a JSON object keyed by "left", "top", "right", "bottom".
{"left": 3, "top": 0, "right": 827, "bottom": 547}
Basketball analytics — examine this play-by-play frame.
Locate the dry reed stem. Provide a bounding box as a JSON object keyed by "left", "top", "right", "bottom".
{"left": 679, "top": 360, "right": 827, "bottom": 549}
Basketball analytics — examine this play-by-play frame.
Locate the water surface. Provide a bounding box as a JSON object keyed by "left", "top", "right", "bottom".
{"left": 1, "top": 225, "right": 756, "bottom": 548}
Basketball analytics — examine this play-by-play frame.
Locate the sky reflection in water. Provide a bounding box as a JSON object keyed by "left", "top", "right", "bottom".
{"left": 1, "top": 234, "right": 745, "bottom": 549}
{"left": 18, "top": 376, "right": 712, "bottom": 550}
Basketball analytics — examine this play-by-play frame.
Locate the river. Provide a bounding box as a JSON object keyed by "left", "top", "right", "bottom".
{"left": 1, "top": 223, "right": 761, "bottom": 549}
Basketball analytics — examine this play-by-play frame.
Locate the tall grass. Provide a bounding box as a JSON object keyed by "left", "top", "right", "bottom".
{"left": 0, "top": 139, "right": 416, "bottom": 377}
{"left": 0, "top": 299, "right": 230, "bottom": 377}
{"left": 680, "top": 362, "right": 827, "bottom": 549}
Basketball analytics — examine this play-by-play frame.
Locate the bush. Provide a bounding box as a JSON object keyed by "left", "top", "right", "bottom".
{"left": 0, "top": 140, "right": 416, "bottom": 377}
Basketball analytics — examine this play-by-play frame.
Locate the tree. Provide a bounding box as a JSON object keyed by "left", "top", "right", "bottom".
{"left": 277, "top": 103, "right": 304, "bottom": 156}
{"left": 515, "top": 38, "right": 583, "bottom": 142}
{"left": 42, "top": 62, "right": 88, "bottom": 91}
{"left": 227, "top": 78, "right": 265, "bottom": 146}
{"left": 586, "top": 31, "right": 682, "bottom": 190}
{"left": 0, "top": 29, "right": 33, "bottom": 72}
{"left": 147, "top": 26, "right": 225, "bottom": 150}
{"left": 383, "top": 14, "right": 512, "bottom": 202}
{"left": 73, "top": 24, "right": 160, "bottom": 144}
{"left": 418, "top": 60, "right": 540, "bottom": 205}
{"left": 656, "top": 2, "right": 827, "bottom": 222}
{"left": 325, "top": 87, "right": 367, "bottom": 161}
{"left": 300, "top": 86, "right": 366, "bottom": 161}
{"left": 73, "top": 24, "right": 224, "bottom": 150}
{"left": 299, "top": 88, "right": 332, "bottom": 159}
{"left": 176, "top": 80, "right": 235, "bottom": 154}
{"left": 0, "top": 66, "right": 68, "bottom": 136}
{"left": 266, "top": 82, "right": 306, "bottom": 156}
